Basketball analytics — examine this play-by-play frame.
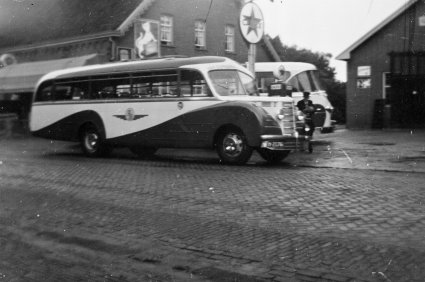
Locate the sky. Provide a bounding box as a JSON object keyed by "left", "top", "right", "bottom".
{"left": 253, "top": 0, "right": 409, "bottom": 81}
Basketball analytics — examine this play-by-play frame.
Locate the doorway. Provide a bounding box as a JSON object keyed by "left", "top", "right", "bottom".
{"left": 390, "top": 75, "right": 425, "bottom": 128}
{"left": 389, "top": 52, "right": 425, "bottom": 128}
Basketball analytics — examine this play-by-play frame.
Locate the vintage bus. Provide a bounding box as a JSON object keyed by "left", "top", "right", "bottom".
{"left": 30, "top": 56, "right": 300, "bottom": 164}
{"left": 255, "top": 62, "right": 335, "bottom": 133}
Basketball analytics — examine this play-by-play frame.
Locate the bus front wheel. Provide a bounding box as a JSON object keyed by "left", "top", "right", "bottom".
{"left": 216, "top": 129, "right": 253, "bottom": 165}
{"left": 80, "top": 124, "right": 111, "bottom": 157}
{"left": 257, "top": 149, "right": 290, "bottom": 164}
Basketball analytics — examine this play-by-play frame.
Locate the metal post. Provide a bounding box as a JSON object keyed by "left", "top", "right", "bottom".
{"left": 248, "top": 43, "right": 256, "bottom": 75}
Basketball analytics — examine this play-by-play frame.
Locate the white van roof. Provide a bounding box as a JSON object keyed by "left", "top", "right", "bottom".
{"left": 255, "top": 62, "right": 317, "bottom": 76}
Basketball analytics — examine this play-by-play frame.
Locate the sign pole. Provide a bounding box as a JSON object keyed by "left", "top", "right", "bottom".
{"left": 239, "top": 2, "right": 264, "bottom": 76}
{"left": 248, "top": 43, "right": 256, "bottom": 74}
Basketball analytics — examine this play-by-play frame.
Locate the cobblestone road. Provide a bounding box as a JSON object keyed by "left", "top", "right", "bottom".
{"left": 1, "top": 136, "right": 425, "bottom": 281}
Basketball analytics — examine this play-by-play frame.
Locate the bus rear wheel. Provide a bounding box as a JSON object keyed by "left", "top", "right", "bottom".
{"left": 216, "top": 129, "right": 253, "bottom": 165}
{"left": 80, "top": 124, "right": 111, "bottom": 157}
{"left": 257, "top": 149, "right": 290, "bottom": 164}
{"left": 129, "top": 147, "right": 158, "bottom": 159}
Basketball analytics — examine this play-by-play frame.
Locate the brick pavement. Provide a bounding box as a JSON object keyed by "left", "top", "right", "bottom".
{"left": 1, "top": 130, "right": 425, "bottom": 281}
{"left": 286, "top": 127, "right": 425, "bottom": 173}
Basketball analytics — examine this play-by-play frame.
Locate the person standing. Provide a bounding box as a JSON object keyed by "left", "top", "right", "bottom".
{"left": 297, "top": 92, "right": 316, "bottom": 152}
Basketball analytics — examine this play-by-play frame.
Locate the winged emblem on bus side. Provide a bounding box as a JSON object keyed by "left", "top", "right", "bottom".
{"left": 114, "top": 108, "right": 148, "bottom": 121}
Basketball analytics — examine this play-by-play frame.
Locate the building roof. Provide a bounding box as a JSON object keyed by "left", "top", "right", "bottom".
{"left": 0, "top": 0, "right": 154, "bottom": 51}
{"left": 336, "top": 0, "right": 418, "bottom": 61}
{"left": 0, "top": 54, "right": 99, "bottom": 93}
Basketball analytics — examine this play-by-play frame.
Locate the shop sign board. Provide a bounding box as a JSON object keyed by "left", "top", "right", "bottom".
{"left": 357, "top": 66, "right": 371, "bottom": 77}
{"left": 134, "top": 19, "right": 161, "bottom": 59}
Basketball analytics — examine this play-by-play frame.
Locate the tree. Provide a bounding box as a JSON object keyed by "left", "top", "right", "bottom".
{"left": 270, "top": 36, "right": 346, "bottom": 124}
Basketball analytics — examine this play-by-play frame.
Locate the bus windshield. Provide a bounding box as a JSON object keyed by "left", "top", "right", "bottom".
{"left": 256, "top": 69, "right": 325, "bottom": 94}
{"left": 286, "top": 70, "right": 324, "bottom": 92}
{"left": 209, "top": 70, "right": 258, "bottom": 96}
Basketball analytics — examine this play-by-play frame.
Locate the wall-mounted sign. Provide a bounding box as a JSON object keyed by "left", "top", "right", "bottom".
{"left": 134, "top": 19, "right": 160, "bottom": 59}
{"left": 357, "top": 78, "right": 371, "bottom": 89}
{"left": 419, "top": 15, "right": 425, "bottom": 26}
{"left": 357, "top": 66, "right": 371, "bottom": 77}
{"left": 239, "top": 2, "right": 264, "bottom": 44}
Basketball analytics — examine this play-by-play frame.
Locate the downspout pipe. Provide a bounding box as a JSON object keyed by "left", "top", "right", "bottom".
{"left": 109, "top": 37, "right": 116, "bottom": 61}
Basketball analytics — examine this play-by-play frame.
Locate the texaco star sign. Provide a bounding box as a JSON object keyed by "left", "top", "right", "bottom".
{"left": 239, "top": 2, "right": 264, "bottom": 44}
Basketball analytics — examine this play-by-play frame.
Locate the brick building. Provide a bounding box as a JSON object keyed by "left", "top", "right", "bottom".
{"left": 0, "top": 0, "right": 277, "bottom": 120}
{"left": 337, "top": 0, "right": 425, "bottom": 129}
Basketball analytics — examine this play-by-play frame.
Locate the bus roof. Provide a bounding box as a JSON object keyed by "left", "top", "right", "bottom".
{"left": 255, "top": 62, "right": 317, "bottom": 75}
{"left": 39, "top": 56, "right": 231, "bottom": 82}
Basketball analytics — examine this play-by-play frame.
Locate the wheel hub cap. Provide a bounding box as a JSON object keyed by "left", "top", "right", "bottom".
{"left": 223, "top": 133, "right": 243, "bottom": 156}
{"left": 86, "top": 133, "right": 98, "bottom": 151}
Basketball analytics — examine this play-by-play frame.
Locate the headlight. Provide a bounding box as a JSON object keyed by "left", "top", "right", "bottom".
{"left": 297, "top": 115, "right": 305, "bottom": 121}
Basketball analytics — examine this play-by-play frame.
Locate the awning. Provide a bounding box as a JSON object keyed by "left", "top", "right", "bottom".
{"left": 0, "top": 54, "right": 99, "bottom": 94}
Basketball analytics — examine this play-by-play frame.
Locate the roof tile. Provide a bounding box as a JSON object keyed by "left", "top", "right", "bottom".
{"left": 0, "top": 0, "right": 143, "bottom": 49}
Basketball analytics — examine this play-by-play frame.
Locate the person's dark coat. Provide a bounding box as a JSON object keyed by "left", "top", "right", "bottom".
{"left": 297, "top": 99, "right": 316, "bottom": 134}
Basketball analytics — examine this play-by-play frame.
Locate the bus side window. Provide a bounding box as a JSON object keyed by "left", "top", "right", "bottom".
{"left": 153, "top": 72, "right": 178, "bottom": 97}
{"left": 132, "top": 81, "right": 151, "bottom": 98}
{"left": 35, "top": 82, "right": 54, "bottom": 102}
{"left": 100, "top": 86, "right": 115, "bottom": 99}
{"left": 180, "top": 70, "right": 211, "bottom": 97}
{"left": 116, "top": 85, "right": 131, "bottom": 98}
{"left": 71, "top": 87, "right": 83, "bottom": 100}
{"left": 90, "top": 78, "right": 107, "bottom": 99}
{"left": 153, "top": 81, "right": 178, "bottom": 97}
{"left": 91, "top": 75, "right": 131, "bottom": 99}
{"left": 72, "top": 81, "right": 90, "bottom": 100}
{"left": 54, "top": 85, "right": 73, "bottom": 101}
{"left": 51, "top": 80, "right": 90, "bottom": 100}
{"left": 132, "top": 71, "right": 178, "bottom": 98}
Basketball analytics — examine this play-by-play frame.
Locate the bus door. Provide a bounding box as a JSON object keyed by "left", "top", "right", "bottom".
{"left": 174, "top": 69, "right": 216, "bottom": 147}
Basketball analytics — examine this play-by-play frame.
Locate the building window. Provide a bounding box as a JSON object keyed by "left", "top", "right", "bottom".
{"left": 160, "top": 15, "right": 173, "bottom": 46}
{"left": 194, "top": 20, "right": 206, "bottom": 49}
{"left": 225, "top": 25, "right": 235, "bottom": 53}
{"left": 357, "top": 78, "right": 371, "bottom": 89}
{"left": 118, "top": 48, "right": 132, "bottom": 61}
{"left": 357, "top": 65, "right": 371, "bottom": 89}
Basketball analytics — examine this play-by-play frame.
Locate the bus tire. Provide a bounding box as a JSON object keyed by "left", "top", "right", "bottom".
{"left": 80, "top": 124, "right": 111, "bottom": 157}
{"left": 257, "top": 149, "right": 290, "bottom": 164}
{"left": 216, "top": 128, "right": 253, "bottom": 165}
{"left": 129, "top": 147, "right": 157, "bottom": 159}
